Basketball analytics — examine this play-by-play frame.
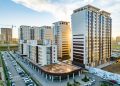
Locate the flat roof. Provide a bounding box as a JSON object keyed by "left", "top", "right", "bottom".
{"left": 100, "top": 10, "right": 111, "bottom": 15}
{"left": 41, "top": 63, "right": 81, "bottom": 76}
{"left": 53, "top": 21, "right": 70, "bottom": 24}
{"left": 73, "top": 4, "right": 100, "bottom": 13}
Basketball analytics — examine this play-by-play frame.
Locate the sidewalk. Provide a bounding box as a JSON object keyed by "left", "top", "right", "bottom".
{"left": 96, "top": 61, "right": 115, "bottom": 69}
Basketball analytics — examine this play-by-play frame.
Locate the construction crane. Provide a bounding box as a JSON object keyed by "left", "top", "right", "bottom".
{"left": 0, "top": 24, "right": 16, "bottom": 28}
{"left": 0, "top": 24, "right": 16, "bottom": 51}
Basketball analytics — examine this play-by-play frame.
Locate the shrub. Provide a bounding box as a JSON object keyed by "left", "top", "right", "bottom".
{"left": 82, "top": 75, "right": 89, "bottom": 82}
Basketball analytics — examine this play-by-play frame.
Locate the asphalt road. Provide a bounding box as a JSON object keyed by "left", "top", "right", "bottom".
{"left": 2, "top": 52, "right": 25, "bottom": 86}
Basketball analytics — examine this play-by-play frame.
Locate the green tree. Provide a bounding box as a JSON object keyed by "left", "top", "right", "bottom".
{"left": 67, "top": 82, "right": 72, "bottom": 86}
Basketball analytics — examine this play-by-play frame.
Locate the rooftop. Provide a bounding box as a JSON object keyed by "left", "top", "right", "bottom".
{"left": 41, "top": 63, "right": 81, "bottom": 75}
{"left": 73, "top": 4, "right": 100, "bottom": 13}
{"left": 100, "top": 10, "right": 111, "bottom": 15}
{"left": 53, "top": 21, "right": 70, "bottom": 25}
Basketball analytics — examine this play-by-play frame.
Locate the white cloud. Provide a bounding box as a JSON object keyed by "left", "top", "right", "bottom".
{"left": 11, "top": 0, "right": 120, "bottom": 37}
{"left": 11, "top": 0, "right": 86, "bottom": 20}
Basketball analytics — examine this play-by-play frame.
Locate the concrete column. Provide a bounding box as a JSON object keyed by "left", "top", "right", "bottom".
{"left": 38, "top": 68, "right": 39, "bottom": 72}
{"left": 34, "top": 66, "right": 35, "bottom": 70}
{"left": 81, "top": 70, "right": 83, "bottom": 74}
{"left": 32, "top": 64, "right": 33, "bottom": 69}
{"left": 37, "top": 68, "right": 39, "bottom": 72}
{"left": 31, "top": 64, "right": 33, "bottom": 69}
{"left": 73, "top": 73, "right": 74, "bottom": 79}
{"left": 49, "top": 75, "right": 51, "bottom": 79}
{"left": 26, "top": 60, "right": 28, "bottom": 64}
{"left": 52, "top": 76, "right": 54, "bottom": 82}
{"left": 35, "top": 67, "right": 37, "bottom": 71}
{"left": 30, "top": 63, "right": 32, "bottom": 68}
{"left": 25, "top": 60, "right": 27, "bottom": 64}
{"left": 42, "top": 72, "right": 44, "bottom": 77}
{"left": 46, "top": 74, "right": 47, "bottom": 79}
{"left": 29, "top": 63, "right": 31, "bottom": 67}
{"left": 59, "top": 76, "right": 61, "bottom": 82}
{"left": 32, "top": 65, "right": 34, "bottom": 69}
{"left": 39, "top": 69, "right": 40, "bottom": 74}
{"left": 40, "top": 70, "right": 42, "bottom": 75}
{"left": 79, "top": 71, "right": 81, "bottom": 76}
{"left": 36, "top": 67, "right": 38, "bottom": 72}
{"left": 67, "top": 75, "right": 69, "bottom": 81}
{"left": 33, "top": 65, "right": 35, "bottom": 70}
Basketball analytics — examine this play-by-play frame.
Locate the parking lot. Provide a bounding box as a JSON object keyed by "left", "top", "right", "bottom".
{"left": 2, "top": 51, "right": 35, "bottom": 86}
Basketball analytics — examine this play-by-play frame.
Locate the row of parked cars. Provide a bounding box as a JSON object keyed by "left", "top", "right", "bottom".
{"left": 2, "top": 52, "right": 16, "bottom": 86}
{"left": 8, "top": 71, "right": 15, "bottom": 86}
{"left": 10, "top": 53, "right": 35, "bottom": 86}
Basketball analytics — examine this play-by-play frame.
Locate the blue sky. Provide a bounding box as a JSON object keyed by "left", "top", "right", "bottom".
{"left": 0, "top": 0, "right": 120, "bottom": 38}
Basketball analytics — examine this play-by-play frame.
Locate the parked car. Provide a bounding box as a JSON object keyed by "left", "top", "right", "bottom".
{"left": 11, "top": 81, "right": 15, "bottom": 86}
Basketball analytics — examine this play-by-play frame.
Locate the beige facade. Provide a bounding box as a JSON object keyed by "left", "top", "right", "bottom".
{"left": 41, "top": 26, "right": 53, "bottom": 42}
{"left": 1, "top": 28, "right": 12, "bottom": 43}
{"left": 53, "top": 21, "right": 71, "bottom": 60}
{"left": 33, "top": 26, "right": 41, "bottom": 40}
{"left": 19, "top": 25, "right": 31, "bottom": 40}
{"left": 71, "top": 5, "right": 112, "bottom": 67}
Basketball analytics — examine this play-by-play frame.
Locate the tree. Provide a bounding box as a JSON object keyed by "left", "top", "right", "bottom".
{"left": 67, "top": 82, "right": 72, "bottom": 86}
{"left": 82, "top": 75, "right": 89, "bottom": 82}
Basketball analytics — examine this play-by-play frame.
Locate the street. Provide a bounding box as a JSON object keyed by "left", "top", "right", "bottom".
{"left": 2, "top": 52, "right": 25, "bottom": 86}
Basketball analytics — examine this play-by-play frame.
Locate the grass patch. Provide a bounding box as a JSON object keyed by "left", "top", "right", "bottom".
{"left": 102, "top": 63, "right": 120, "bottom": 74}
{"left": 9, "top": 52, "right": 42, "bottom": 86}
{"left": 100, "top": 81, "right": 114, "bottom": 86}
{"left": 67, "top": 80, "right": 81, "bottom": 86}
{"left": 0, "top": 80, "right": 4, "bottom": 86}
{"left": 0, "top": 46, "right": 18, "bottom": 51}
{"left": 0, "top": 56, "right": 2, "bottom": 67}
{"left": 112, "top": 45, "right": 120, "bottom": 49}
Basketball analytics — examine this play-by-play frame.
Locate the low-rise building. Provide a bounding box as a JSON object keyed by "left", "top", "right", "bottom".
{"left": 19, "top": 40, "right": 57, "bottom": 66}
{"left": 37, "top": 45, "right": 57, "bottom": 66}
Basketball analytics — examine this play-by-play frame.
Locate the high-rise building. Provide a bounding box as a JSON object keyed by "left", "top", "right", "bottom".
{"left": 1, "top": 28, "right": 12, "bottom": 43}
{"left": 19, "top": 25, "right": 58, "bottom": 66}
{"left": 19, "top": 25, "right": 31, "bottom": 40}
{"left": 71, "top": 5, "right": 112, "bottom": 67}
{"left": 33, "top": 26, "right": 42, "bottom": 40}
{"left": 116, "top": 36, "right": 120, "bottom": 45}
{"left": 0, "top": 34, "right": 4, "bottom": 43}
{"left": 53, "top": 21, "right": 71, "bottom": 60}
{"left": 41, "top": 26, "right": 53, "bottom": 42}
{"left": 30, "top": 27, "right": 34, "bottom": 40}
{"left": 116, "top": 36, "right": 120, "bottom": 42}
{"left": 19, "top": 25, "right": 53, "bottom": 41}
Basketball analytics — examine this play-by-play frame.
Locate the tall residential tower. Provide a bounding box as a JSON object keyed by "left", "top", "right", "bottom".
{"left": 71, "top": 5, "right": 112, "bottom": 67}
{"left": 1, "top": 28, "right": 12, "bottom": 43}
{"left": 53, "top": 21, "right": 71, "bottom": 60}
